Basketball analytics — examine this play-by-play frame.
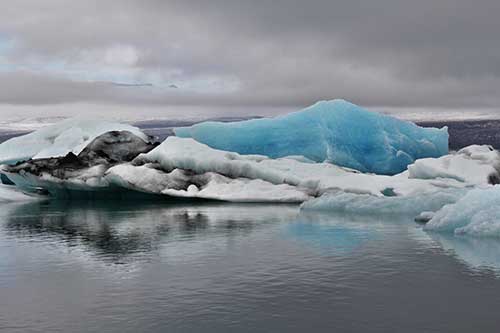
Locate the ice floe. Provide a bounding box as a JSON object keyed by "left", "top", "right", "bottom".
{"left": 424, "top": 186, "right": 500, "bottom": 237}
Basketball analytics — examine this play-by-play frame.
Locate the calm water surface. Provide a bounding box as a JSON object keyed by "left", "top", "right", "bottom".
{"left": 1, "top": 200, "right": 500, "bottom": 332}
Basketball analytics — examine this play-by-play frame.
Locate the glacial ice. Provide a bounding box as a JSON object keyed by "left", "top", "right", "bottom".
{"left": 4, "top": 135, "right": 492, "bottom": 205}
{"left": 1, "top": 130, "right": 157, "bottom": 195}
{"left": 0, "top": 184, "right": 38, "bottom": 202}
{"left": 424, "top": 186, "right": 500, "bottom": 237}
{"left": 125, "top": 137, "right": 474, "bottom": 199}
{"left": 0, "top": 118, "right": 150, "bottom": 164}
{"left": 1, "top": 116, "right": 499, "bottom": 236}
{"left": 408, "top": 145, "right": 499, "bottom": 184}
{"left": 175, "top": 99, "right": 449, "bottom": 175}
{"left": 300, "top": 189, "right": 466, "bottom": 215}
{"left": 107, "top": 163, "right": 311, "bottom": 203}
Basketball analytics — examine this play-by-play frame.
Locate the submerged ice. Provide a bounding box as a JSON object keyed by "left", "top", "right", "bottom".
{"left": 175, "top": 99, "right": 448, "bottom": 175}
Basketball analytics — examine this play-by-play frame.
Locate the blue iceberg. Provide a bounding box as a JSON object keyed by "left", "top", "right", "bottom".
{"left": 174, "top": 100, "right": 448, "bottom": 175}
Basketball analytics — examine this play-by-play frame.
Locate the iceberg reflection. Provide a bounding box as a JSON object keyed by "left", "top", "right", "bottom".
{"left": 1, "top": 200, "right": 298, "bottom": 264}
{"left": 287, "top": 212, "right": 380, "bottom": 254}
{"left": 430, "top": 233, "right": 500, "bottom": 274}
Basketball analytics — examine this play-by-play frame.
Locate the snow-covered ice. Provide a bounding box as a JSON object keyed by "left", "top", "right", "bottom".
{"left": 0, "top": 118, "right": 150, "bottom": 164}
{"left": 4, "top": 135, "right": 491, "bottom": 205}
{"left": 408, "top": 145, "right": 499, "bottom": 184}
{"left": 424, "top": 186, "right": 500, "bottom": 237}
{"left": 175, "top": 99, "right": 448, "bottom": 175}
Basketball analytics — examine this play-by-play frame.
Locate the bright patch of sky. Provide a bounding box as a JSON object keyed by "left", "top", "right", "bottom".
{"left": 0, "top": 41, "right": 240, "bottom": 93}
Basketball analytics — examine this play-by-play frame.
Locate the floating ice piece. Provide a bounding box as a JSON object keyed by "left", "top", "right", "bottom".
{"left": 424, "top": 186, "right": 500, "bottom": 237}
{"left": 408, "top": 144, "right": 499, "bottom": 184}
{"left": 414, "top": 211, "right": 435, "bottom": 223}
{"left": 112, "top": 137, "right": 480, "bottom": 202}
{"left": 175, "top": 99, "right": 448, "bottom": 175}
{"left": 0, "top": 184, "right": 39, "bottom": 202}
{"left": 301, "top": 189, "right": 465, "bottom": 215}
{"left": 0, "top": 118, "right": 150, "bottom": 164}
{"left": 1, "top": 130, "right": 157, "bottom": 195}
{"left": 107, "top": 164, "right": 310, "bottom": 203}
{"left": 1, "top": 129, "right": 496, "bottom": 206}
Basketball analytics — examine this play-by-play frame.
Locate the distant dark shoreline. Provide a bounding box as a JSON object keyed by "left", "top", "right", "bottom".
{"left": 1, "top": 118, "right": 500, "bottom": 150}
{"left": 418, "top": 119, "right": 500, "bottom": 150}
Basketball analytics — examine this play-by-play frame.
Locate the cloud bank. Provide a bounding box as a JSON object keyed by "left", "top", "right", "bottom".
{"left": 1, "top": 0, "right": 500, "bottom": 120}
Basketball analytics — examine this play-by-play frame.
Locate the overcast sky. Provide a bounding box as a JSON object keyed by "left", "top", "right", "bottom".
{"left": 1, "top": 0, "right": 500, "bottom": 121}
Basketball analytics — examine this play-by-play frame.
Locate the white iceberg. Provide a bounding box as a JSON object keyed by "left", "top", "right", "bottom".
{"left": 424, "top": 186, "right": 500, "bottom": 237}
{"left": 175, "top": 99, "right": 449, "bottom": 175}
{"left": 107, "top": 163, "right": 310, "bottom": 203}
{"left": 0, "top": 118, "right": 150, "bottom": 164}
{"left": 107, "top": 138, "right": 495, "bottom": 204}
{"left": 302, "top": 145, "right": 500, "bottom": 214}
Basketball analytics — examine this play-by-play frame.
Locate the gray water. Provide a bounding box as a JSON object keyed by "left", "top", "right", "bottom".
{"left": 2, "top": 200, "right": 500, "bottom": 332}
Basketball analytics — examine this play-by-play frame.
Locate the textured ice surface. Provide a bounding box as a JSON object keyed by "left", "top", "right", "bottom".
{"left": 1, "top": 135, "right": 494, "bottom": 204}
{"left": 408, "top": 144, "right": 499, "bottom": 184}
{"left": 107, "top": 164, "right": 310, "bottom": 203}
{"left": 1, "top": 130, "right": 157, "bottom": 196}
{"left": 0, "top": 184, "right": 38, "bottom": 202}
{"left": 301, "top": 189, "right": 466, "bottom": 215}
{"left": 175, "top": 99, "right": 448, "bottom": 175}
{"left": 108, "top": 139, "right": 489, "bottom": 203}
{"left": 425, "top": 186, "right": 500, "bottom": 237}
{"left": 0, "top": 118, "right": 149, "bottom": 164}
{"left": 1, "top": 125, "right": 496, "bottom": 209}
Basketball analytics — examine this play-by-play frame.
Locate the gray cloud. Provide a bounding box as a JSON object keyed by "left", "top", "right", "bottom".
{"left": 1, "top": 0, "right": 500, "bottom": 118}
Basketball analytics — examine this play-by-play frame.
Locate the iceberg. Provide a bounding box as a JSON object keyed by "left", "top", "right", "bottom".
{"left": 0, "top": 118, "right": 151, "bottom": 164}
{"left": 0, "top": 115, "right": 496, "bottom": 215}
{"left": 424, "top": 186, "right": 500, "bottom": 237}
{"left": 2, "top": 134, "right": 491, "bottom": 205}
{"left": 1, "top": 130, "right": 158, "bottom": 195}
{"left": 174, "top": 99, "right": 448, "bottom": 175}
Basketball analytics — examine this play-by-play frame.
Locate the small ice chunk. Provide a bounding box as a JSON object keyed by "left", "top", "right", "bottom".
{"left": 187, "top": 184, "right": 199, "bottom": 193}
{"left": 414, "top": 211, "right": 435, "bottom": 223}
{"left": 425, "top": 186, "right": 500, "bottom": 237}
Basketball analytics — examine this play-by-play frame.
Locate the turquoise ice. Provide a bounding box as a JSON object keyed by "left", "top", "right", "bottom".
{"left": 174, "top": 99, "right": 448, "bottom": 175}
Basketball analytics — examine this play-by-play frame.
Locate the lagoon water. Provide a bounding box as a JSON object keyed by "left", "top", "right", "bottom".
{"left": 2, "top": 200, "right": 500, "bottom": 332}
{"left": 2, "top": 121, "right": 500, "bottom": 332}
